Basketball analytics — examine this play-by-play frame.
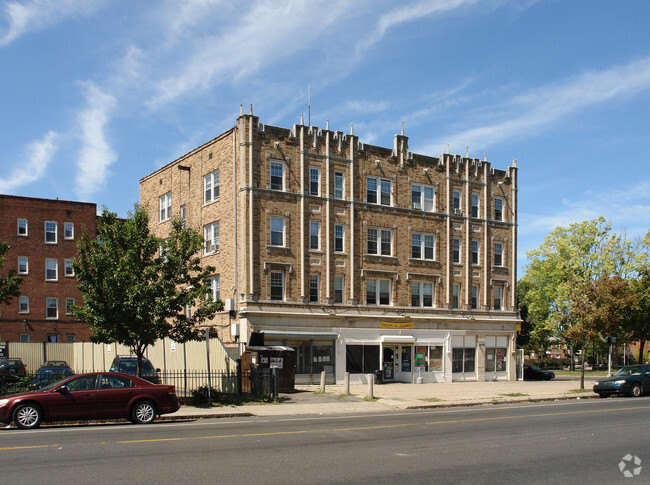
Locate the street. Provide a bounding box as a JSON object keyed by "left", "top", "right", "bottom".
{"left": 1, "top": 398, "right": 649, "bottom": 484}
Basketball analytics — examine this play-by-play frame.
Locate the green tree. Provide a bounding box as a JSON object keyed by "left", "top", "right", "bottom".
{"left": 72, "top": 206, "right": 221, "bottom": 376}
{"left": 0, "top": 241, "right": 23, "bottom": 306}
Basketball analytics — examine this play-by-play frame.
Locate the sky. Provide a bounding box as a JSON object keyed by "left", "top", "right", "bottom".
{"left": 1, "top": 0, "right": 650, "bottom": 274}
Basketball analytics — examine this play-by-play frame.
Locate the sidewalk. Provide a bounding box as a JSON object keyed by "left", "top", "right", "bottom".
{"left": 162, "top": 376, "right": 600, "bottom": 421}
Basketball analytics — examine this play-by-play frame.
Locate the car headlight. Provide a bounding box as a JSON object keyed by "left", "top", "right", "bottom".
{"left": 614, "top": 380, "right": 626, "bottom": 385}
{"left": 594, "top": 381, "right": 599, "bottom": 385}
{"left": 0, "top": 399, "right": 9, "bottom": 407}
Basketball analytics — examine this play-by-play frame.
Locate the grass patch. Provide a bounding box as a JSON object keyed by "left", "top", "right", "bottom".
{"left": 338, "top": 393, "right": 352, "bottom": 399}
{"left": 361, "top": 396, "right": 379, "bottom": 402}
{"left": 418, "top": 397, "right": 444, "bottom": 402}
{"left": 313, "top": 390, "right": 325, "bottom": 395}
{"left": 554, "top": 370, "right": 609, "bottom": 377}
{"left": 500, "top": 393, "right": 529, "bottom": 397}
{"left": 567, "top": 388, "right": 593, "bottom": 394}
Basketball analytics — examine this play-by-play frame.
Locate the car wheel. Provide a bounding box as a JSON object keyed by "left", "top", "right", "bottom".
{"left": 13, "top": 403, "right": 43, "bottom": 429}
{"left": 631, "top": 383, "right": 642, "bottom": 397}
{"left": 131, "top": 400, "right": 156, "bottom": 424}
{"left": 598, "top": 393, "right": 608, "bottom": 398}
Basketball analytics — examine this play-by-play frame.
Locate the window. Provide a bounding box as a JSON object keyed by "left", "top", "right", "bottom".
{"left": 159, "top": 192, "right": 171, "bottom": 222}
{"left": 20, "top": 334, "right": 30, "bottom": 343}
{"left": 19, "top": 296, "right": 29, "bottom": 314}
{"left": 494, "top": 242, "right": 503, "bottom": 266}
{"left": 204, "top": 170, "right": 220, "bottom": 203}
{"left": 334, "top": 275, "right": 344, "bottom": 303}
{"left": 367, "top": 177, "right": 392, "bottom": 206}
{"left": 18, "top": 256, "right": 28, "bottom": 275}
{"left": 204, "top": 222, "right": 219, "bottom": 255}
{"left": 180, "top": 205, "right": 186, "bottom": 228}
{"left": 334, "top": 224, "right": 345, "bottom": 253}
{"left": 471, "top": 193, "right": 480, "bottom": 218}
{"left": 17, "top": 218, "right": 28, "bottom": 236}
{"left": 453, "top": 238, "right": 461, "bottom": 263}
{"left": 471, "top": 285, "right": 479, "bottom": 310}
{"left": 452, "top": 284, "right": 460, "bottom": 309}
{"left": 270, "top": 272, "right": 284, "bottom": 301}
{"left": 45, "top": 221, "right": 57, "bottom": 243}
{"left": 494, "top": 286, "right": 502, "bottom": 310}
{"left": 309, "top": 221, "right": 320, "bottom": 250}
{"left": 66, "top": 298, "right": 75, "bottom": 315}
{"left": 486, "top": 345, "right": 507, "bottom": 372}
{"left": 270, "top": 216, "right": 285, "bottom": 246}
{"left": 453, "top": 190, "right": 461, "bottom": 215}
{"left": 66, "top": 335, "right": 76, "bottom": 343}
{"left": 411, "top": 233, "right": 435, "bottom": 260}
{"left": 367, "top": 278, "right": 391, "bottom": 305}
{"left": 309, "top": 166, "right": 320, "bottom": 196}
{"left": 367, "top": 228, "right": 392, "bottom": 256}
{"left": 64, "top": 259, "right": 74, "bottom": 277}
{"left": 207, "top": 276, "right": 220, "bottom": 302}
{"left": 45, "top": 259, "right": 58, "bottom": 281}
{"left": 46, "top": 297, "right": 58, "bottom": 319}
{"left": 270, "top": 161, "right": 284, "bottom": 190}
{"left": 494, "top": 197, "right": 504, "bottom": 221}
{"left": 411, "top": 281, "right": 434, "bottom": 307}
{"left": 346, "top": 344, "right": 380, "bottom": 374}
{"left": 64, "top": 222, "right": 74, "bottom": 240}
{"left": 411, "top": 184, "right": 434, "bottom": 212}
{"left": 471, "top": 240, "right": 479, "bottom": 265}
{"left": 309, "top": 275, "right": 320, "bottom": 302}
{"left": 334, "top": 171, "right": 345, "bottom": 199}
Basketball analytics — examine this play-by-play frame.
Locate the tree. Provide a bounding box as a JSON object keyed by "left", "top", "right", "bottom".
{"left": 0, "top": 241, "right": 23, "bottom": 306}
{"left": 72, "top": 205, "right": 222, "bottom": 376}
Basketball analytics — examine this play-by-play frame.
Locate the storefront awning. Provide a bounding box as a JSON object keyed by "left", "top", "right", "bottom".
{"left": 260, "top": 330, "right": 339, "bottom": 340}
{"left": 380, "top": 335, "right": 416, "bottom": 343}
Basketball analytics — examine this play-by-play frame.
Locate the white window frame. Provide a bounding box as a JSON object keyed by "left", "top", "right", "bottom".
{"left": 270, "top": 160, "right": 285, "bottom": 191}
{"left": 46, "top": 297, "right": 58, "bottom": 319}
{"left": 411, "top": 281, "right": 434, "bottom": 307}
{"left": 334, "top": 171, "right": 345, "bottom": 199}
{"left": 45, "top": 258, "right": 58, "bottom": 281}
{"left": 471, "top": 285, "right": 479, "bottom": 310}
{"left": 471, "top": 193, "right": 480, "bottom": 218}
{"left": 471, "top": 240, "right": 480, "bottom": 265}
{"left": 270, "top": 216, "right": 285, "bottom": 247}
{"left": 180, "top": 205, "right": 186, "bottom": 228}
{"left": 309, "top": 221, "right": 320, "bottom": 251}
{"left": 494, "top": 197, "right": 504, "bottom": 221}
{"left": 367, "top": 278, "right": 392, "bottom": 306}
{"left": 19, "top": 296, "right": 29, "bottom": 314}
{"left": 452, "top": 284, "right": 460, "bottom": 309}
{"left": 204, "top": 170, "right": 220, "bottom": 204}
{"left": 367, "top": 227, "right": 392, "bottom": 256}
{"left": 494, "top": 242, "right": 504, "bottom": 267}
{"left": 309, "top": 166, "right": 320, "bottom": 196}
{"left": 453, "top": 238, "right": 461, "bottom": 264}
{"left": 494, "top": 286, "right": 503, "bottom": 310}
{"left": 367, "top": 177, "right": 392, "bottom": 206}
{"left": 204, "top": 222, "right": 220, "bottom": 255}
{"left": 66, "top": 298, "right": 75, "bottom": 315}
{"left": 64, "top": 222, "right": 74, "bottom": 240}
{"left": 411, "top": 233, "right": 435, "bottom": 260}
{"left": 270, "top": 271, "right": 284, "bottom": 301}
{"left": 207, "top": 275, "right": 220, "bottom": 302}
{"left": 334, "top": 224, "right": 345, "bottom": 253}
{"left": 411, "top": 184, "right": 435, "bottom": 212}
{"left": 159, "top": 192, "right": 172, "bottom": 222}
{"left": 45, "top": 220, "right": 57, "bottom": 244}
{"left": 309, "top": 274, "right": 320, "bottom": 303}
{"left": 18, "top": 256, "right": 28, "bottom": 275}
{"left": 334, "top": 275, "right": 344, "bottom": 304}
{"left": 64, "top": 258, "right": 74, "bottom": 277}
{"left": 17, "top": 218, "right": 28, "bottom": 236}
{"left": 453, "top": 190, "right": 462, "bottom": 215}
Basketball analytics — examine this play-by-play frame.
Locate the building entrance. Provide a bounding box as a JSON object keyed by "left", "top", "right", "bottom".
{"left": 383, "top": 346, "right": 396, "bottom": 380}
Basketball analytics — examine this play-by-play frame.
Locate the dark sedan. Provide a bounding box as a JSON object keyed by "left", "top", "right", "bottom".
{"left": 523, "top": 364, "right": 555, "bottom": 381}
{"left": 593, "top": 365, "right": 650, "bottom": 398}
{"left": 31, "top": 364, "right": 74, "bottom": 389}
{"left": 0, "top": 372, "right": 179, "bottom": 429}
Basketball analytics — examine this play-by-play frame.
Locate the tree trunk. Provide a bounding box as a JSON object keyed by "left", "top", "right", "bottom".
{"left": 580, "top": 341, "right": 587, "bottom": 390}
{"left": 638, "top": 340, "right": 646, "bottom": 364}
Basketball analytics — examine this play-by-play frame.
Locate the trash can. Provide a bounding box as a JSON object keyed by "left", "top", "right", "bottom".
{"left": 374, "top": 369, "right": 383, "bottom": 384}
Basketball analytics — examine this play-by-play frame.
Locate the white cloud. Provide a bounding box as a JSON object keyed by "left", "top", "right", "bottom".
{"left": 424, "top": 57, "right": 650, "bottom": 154}
{"left": 0, "top": 131, "right": 58, "bottom": 192}
{"left": 0, "top": 0, "right": 103, "bottom": 47}
{"left": 75, "top": 82, "right": 117, "bottom": 200}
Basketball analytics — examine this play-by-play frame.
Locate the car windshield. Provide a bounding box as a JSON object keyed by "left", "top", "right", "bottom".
{"left": 613, "top": 366, "right": 644, "bottom": 377}
{"left": 118, "top": 360, "right": 155, "bottom": 373}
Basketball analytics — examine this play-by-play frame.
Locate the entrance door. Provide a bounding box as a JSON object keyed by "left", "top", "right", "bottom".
{"left": 383, "top": 346, "right": 396, "bottom": 380}
{"left": 398, "top": 345, "right": 412, "bottom": 381}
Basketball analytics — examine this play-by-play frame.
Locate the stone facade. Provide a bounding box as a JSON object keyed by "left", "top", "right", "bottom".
{"left": 0, "top": 195, "right": 96, "bottom": 342}
{"left": 140, "top": 107, "right": 521, "bottom": 384}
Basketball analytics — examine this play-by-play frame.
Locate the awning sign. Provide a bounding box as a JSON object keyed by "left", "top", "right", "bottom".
{"left": 380, "top": 321, "right": 414, "bottom": 329}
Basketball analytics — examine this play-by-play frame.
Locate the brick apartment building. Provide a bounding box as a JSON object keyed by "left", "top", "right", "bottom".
{"left": 0, "top": 195, "right": 95, "bottom": 342}
{"left": 140, "top": 106, "right": 520, "bottom": 384}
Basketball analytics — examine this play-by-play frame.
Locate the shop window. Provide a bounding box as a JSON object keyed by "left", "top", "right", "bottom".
{"left": 414, "top": 345, "right": 443, "bottom": 372}
{"left": 346, "top": 345, "right": 380, "bottom": 374}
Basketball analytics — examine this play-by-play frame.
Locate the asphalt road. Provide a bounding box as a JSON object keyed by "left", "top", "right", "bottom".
{"left": 1, "top": 398, "right": 649, "bottom": 484}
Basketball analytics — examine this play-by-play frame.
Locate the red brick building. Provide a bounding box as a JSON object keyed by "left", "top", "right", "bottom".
{"left": 0, "top": 195, "right": 96, "bottom": 342}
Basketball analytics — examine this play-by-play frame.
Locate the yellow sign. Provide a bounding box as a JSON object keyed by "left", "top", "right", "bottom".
{"left": 380, "top": 321, "right": 414, "bottom": 329}
{"left": 515, "top": 324, "right": 522, "bottom": 332}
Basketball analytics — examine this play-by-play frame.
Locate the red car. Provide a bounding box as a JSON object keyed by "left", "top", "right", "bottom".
{"left": 0, "top": 372, "right": 180, "bottom": 429}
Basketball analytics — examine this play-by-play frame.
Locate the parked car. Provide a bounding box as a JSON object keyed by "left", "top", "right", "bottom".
{"left": 0, "top": 359, "right": 27, "bottom": 383}
{"left": 523, "top": 364, "right": 555, "bottom": 381}
{"left": 43, "top": 360, "right": 70, "bottom": 368}
{"left": 593, "top": 364, "right": 650, "bottom": 398}
{"left": 110, "top": 356, "right": 161, "bottom": 384}
{"left": 0, "top": 372, "right": 179, "bottom": 429}
{"left": 31, "top": 364, "right": 74, "bottom": 389}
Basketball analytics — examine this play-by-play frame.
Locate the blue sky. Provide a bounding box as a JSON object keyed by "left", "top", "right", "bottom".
{"left": 2, "top": 0, "right": 650, "bottom": 274}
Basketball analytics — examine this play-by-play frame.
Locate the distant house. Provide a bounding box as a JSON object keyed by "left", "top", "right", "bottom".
{"left": 140, "top": 106, "right": 521, "bottom": 384}
{"left": 0, "top": 195, "right": 96, "bottom": 342}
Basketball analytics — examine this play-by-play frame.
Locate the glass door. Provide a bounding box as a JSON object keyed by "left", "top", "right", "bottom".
{"left": 383, "top": 346, "right": 396, "bottom": 380}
